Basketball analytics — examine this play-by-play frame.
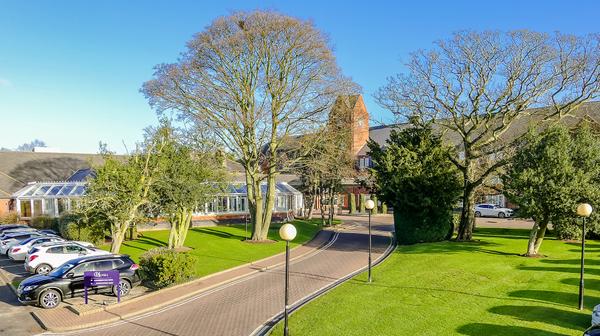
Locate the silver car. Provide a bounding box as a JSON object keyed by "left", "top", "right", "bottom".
{"left": 8, "top": 236, "right": 64, "bottom": 261}
{"left": 0, "top": 232, "right": 44, "bottom": 255}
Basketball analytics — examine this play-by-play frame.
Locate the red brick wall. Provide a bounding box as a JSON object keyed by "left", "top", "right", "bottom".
{"left": 351, "top": 96, "right": 370, "bottom": 156}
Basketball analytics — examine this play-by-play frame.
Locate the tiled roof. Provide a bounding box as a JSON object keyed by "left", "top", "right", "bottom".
{"left": 358, "top": 101, "right": 600, "bottom": 155}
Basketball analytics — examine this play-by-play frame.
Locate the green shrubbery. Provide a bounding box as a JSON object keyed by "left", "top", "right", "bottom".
{"left": 30, "top": 215, "right": 58, "bottom": 230}
{"left": 0, "top": 212, "right": 19, "bottom": 224}
{"left": 139, "top": 247, "right": 197, "bottom": 288}
{"left": 57, "top": 214, "right": 105, "bottom": 245}
{"left": 368, "top": 126, "right": 462, "bottom": 244}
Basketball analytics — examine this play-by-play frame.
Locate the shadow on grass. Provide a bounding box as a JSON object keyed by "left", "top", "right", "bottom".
{"left": 540, "top": 258, "right": 600, "bottom": 266}
{"left": 561, "top": 277, "right": 600, "bottom": 288}
{"left": 399, "top": 239, "right": 519, "bottom": 257}
{"left": 457, "top": 323, "right": 567, "bottom": 336}
{"left": 136, "top": 236, "right": 168, "bottom": 248}
{"left": 190, "top": 227, "right": 247, "bottom": 240}
{"left": 518, "top": 265, "right": 600, "bottom": 277}
{"left": 489, "top": 305, "right": 587, "bottom": 331}
{"left": 341, "top": 280, "right": 575, "bottom": 308}
{"left": 509, "top": 289, "right": 600, "bottom": 313}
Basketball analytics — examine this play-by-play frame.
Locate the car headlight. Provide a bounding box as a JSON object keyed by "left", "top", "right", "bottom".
{"left": 22, "top": 285, "right": 38, "bottom": 292}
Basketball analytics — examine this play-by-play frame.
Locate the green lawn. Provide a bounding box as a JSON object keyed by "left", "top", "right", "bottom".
{"left": 104, "top": 219, "right": 326, "bottom": 278}
{"left": 272, "top": 228, "right": 598, "bottom": 336}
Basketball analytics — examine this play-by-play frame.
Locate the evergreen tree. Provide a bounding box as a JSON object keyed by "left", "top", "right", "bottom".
{"left": 369, "top": 125, "right": 462, "bottom": 244}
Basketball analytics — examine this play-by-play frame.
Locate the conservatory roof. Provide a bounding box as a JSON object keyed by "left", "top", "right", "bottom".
{"left": 12, "top": 181, "right": 87, "bottom": 199}
{"left": 12, "top": 181, "right": 300, "bottom": 199}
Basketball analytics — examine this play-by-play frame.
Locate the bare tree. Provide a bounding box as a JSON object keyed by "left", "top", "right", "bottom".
{"left": 143, "top": 11, "right": 356, "bottom": 241}
{"left": 295, "top": 97, "right": 354, "bottom": 225}
{"left": 376, "top": 31, "right": 600, "bottom": 240}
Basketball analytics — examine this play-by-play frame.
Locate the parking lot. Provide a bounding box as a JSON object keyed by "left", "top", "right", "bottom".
{"left": 0, "top": 254, "right": 44, "bottom": 336}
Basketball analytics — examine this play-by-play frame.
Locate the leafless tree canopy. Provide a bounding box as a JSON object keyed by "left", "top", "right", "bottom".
{"left": 142, "top": 11, "right": 357, "bottom": 240}
{"left": 375, "top": 30, "right": 600, "bottom": 240}
{"left": 143, "top": 11, "right": 355, "bottom": 161}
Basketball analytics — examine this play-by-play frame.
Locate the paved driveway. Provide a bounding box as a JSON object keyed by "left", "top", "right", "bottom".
{"left": 0, "top": 255, "right": 45, "bottom": 336}
{"left": 44, "top": 216, "right": 394, "bottom": 336}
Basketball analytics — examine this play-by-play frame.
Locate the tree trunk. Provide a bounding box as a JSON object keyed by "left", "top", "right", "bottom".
{"left": 526, "top": 219, "right": 549, "bottom": 256}
{"left": 456, "top": 186, "right": 475, "bottom": 241}
{"left": 327, "top": 184, "right": 335, "bottom": 226}
{"left": 319, "top": 186, "right": 326, "bottom": 226}
{"left": 249, "top": 175, "right": 266, "bottom": 241}
{"left": 110, "top": 226, "right": 125, "bottom": 253}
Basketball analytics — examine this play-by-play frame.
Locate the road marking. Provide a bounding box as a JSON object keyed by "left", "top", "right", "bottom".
{"left": 37, "top": 232, "right": 343, "bottom": 336}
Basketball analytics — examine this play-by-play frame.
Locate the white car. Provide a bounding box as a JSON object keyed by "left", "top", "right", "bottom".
{"left": 474, "top": 203, "right": 514, "bottom": 218}
{"left": 0, "top": 232, "right": 45, "bottom": 255}
{"left": 25, "top": 242, "right": 110, "bottom": 275}
{"left": 8, "top": 236, "right": 65, "bottom": 261}
{"left": 0, "top": 227, "right": 38, "bottom": 239}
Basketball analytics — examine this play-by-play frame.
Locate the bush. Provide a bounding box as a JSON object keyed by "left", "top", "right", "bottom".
{"left": 57, "top": 214, "right": 105, "bottom": 245}
{"left": 0, "top": 212, "right": 19, "bottom": 224}
{"left": 30, "top": 215, "right": 58, "bottom": 230}
{"left": 349, "top": 193, "right": 356, "bottom": 214}
{"left": 368, "top": 126, "right": 462, "bottom": 245}
{"left": 382, "top": 203, "right": 388, "bottom": 214}
{"left": 139, "top": 247, "right": 197, "bottom": 288}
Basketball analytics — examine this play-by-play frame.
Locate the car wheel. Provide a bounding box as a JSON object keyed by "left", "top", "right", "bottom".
{"left": 39, "top": 289, "right": 61, "bottom": 309}
{"left": 113, "top": 279, "right": 131, "bottom": 297}
{"left": 35, "top": 264, "right": 52, "bottom": 275}
{"left": 498, "top": 212, "right": 505, "bottom": 218}
{"left": 475, "top": 211, "right": 481, "bottom": 217}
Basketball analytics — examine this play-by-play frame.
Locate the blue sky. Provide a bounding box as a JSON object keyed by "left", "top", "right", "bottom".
{"left": 1, "top": 0, "right": 599, "bottom": 153}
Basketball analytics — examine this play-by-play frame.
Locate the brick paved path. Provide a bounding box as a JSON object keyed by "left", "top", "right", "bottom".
{"left": 50, "top": 216, "right": 393, "bottom": 336}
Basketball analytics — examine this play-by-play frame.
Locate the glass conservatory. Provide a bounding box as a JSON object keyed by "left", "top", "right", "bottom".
{"left": 12, "top": 181, "right": 87, "bottom": 219}
{"left": 12, "top": 180, "right": 303, "bottom": 219}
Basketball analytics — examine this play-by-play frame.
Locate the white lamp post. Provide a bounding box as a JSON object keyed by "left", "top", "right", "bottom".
{"left": 365, "top": 199, "right": 375, "bottom": 283}
{"left": 577, "top": 203, "right": 593, "bottom": 310}
{"left": 279, "top": 223, "right": 297, "bottom": 336}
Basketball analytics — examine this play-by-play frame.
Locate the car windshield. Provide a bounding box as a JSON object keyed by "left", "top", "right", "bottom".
{"left": 48, "top": 263, "right": 76, "bottom": 277}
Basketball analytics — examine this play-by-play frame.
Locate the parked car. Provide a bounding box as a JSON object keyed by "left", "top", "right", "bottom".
{"left": 25, "top": 242, "right": 111, "bottom": 275}
{"left": 0, "top": 224, "right": 29, "bottom": 233}
{"left": 474, "top": 203, "right": 514, "bottom": 218}
{"left": 584, "top": 325, "right": 600, "bottom": 336}
{"left": 39, "top": 229, "right": 60, "bottom": 236}
{"left": 8, "top": 236, "right": 65, "bottom": 261}
{"left": 17, "top": 254, "right": 140, "bottom": 309}
{"left": 0, "top": 232, "right": 45, "bottom": 255}
{"left": 0, "top": 227, "right": 38, "bottom": 239}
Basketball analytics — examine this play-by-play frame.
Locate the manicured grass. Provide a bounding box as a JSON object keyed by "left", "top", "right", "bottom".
{"left": 103, "top": 219, "right": 328, "bottom": 278}
{"left": 272, "top": 228, "right": 598, "bottom": 336}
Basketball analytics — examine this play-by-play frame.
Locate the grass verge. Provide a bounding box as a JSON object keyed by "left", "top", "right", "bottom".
{"left": 271, "top": 228, "right": 597, "bottom": 336}
{"left": 102, "top": 218, "right": 330, "bottom": 278}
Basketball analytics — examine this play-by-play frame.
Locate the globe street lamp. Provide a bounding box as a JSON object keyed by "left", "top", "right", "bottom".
{"left": 365, "top": 199, "right": 375, "bottom": 283}
{"left": 577, "top": 203, "right": 593, "bottom": 310}
{"left": 279, "top": 223, "right": 297, "bottom": 336}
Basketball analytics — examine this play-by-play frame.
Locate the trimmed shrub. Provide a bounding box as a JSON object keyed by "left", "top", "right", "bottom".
{"left": 382, "top": 203, "right": 388, "bottom": 214}
{"left": 349, "top": 193, "right": 356, "bottom": 214}
{"left": 360, "top": 194, "right": 366, "bottom": 213}
{"left": 372, "top": 195, "right": 378, "bottom": 215}
{"left": 0, "top": 212, "right": 19, "bottom": 224}
{"left": 139, "top": 247, "right": 197, "bottom": 288}
{"left": 30, "top": 215, "right": 58, "bottom": 230}
{"left": 57, "top": 214, "right": 105, "bottom": 245}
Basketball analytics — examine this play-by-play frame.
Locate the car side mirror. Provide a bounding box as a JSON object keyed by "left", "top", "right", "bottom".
{"left": 65, "top": 272, "right": 74, "bottom": 278}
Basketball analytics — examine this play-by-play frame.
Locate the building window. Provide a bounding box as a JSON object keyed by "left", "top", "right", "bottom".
{"left": 33, "top": 200, "right": 42, "bottom": 217}
{"left": 20, "top": 201, "right": 32, "bottom": 217}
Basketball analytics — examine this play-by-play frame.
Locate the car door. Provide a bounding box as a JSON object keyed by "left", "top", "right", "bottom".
{"left": 67, "top": 262, "right": 93, "bottom": 297}
{"left": 90, "top": 260, "right": 118, "bottom": 294}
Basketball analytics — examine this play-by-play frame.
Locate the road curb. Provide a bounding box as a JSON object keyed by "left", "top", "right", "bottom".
{"left": 35, "top": 228, "right": 337, "bottom": 333}
{"left": 252, "top": 230, "right": 397, "bottom": 336}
